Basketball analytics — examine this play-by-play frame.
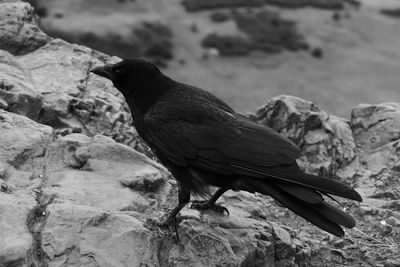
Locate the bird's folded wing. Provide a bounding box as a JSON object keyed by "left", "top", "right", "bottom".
{"left": 145, "top": 112, "right": 302, "bottom": 175}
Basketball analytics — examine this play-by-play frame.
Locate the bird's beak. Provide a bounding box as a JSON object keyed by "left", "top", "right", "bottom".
{"left": 90, "top": 65, "right": 114, "bottom": 80}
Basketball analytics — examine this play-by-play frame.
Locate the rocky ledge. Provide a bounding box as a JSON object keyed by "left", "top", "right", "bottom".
{"left": 0, "top": 1, "right": 399, "bottom": 267}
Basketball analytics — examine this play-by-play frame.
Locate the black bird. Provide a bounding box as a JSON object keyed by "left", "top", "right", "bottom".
{"left": 91, "top": 59, "right": 362, "bottom": 237}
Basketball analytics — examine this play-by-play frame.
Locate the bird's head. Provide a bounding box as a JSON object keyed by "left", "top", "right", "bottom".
{"left": 90, "top": 59, "right": 161, "bottom": 95}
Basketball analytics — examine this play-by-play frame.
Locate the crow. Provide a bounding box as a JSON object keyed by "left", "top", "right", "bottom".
{"left": 91, "top": 59, "right": 362, "bottom": 237}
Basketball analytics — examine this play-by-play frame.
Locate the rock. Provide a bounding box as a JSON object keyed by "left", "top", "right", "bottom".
{"left": 367, "top": 168, "right": 400, "bottom": 200}
{"left": 43, "top": 133, "right": 169, "bottom": 212}
{"left": 352, "top": 103, "right": 400, "bottom": 152}
{"left": 0, "top": 51, "right": 43, "bottom": 120}
{"left": 0, "top": 193, "right": 37, "bottom": 267}
{"left": 254, "top": 95, "right": 357, "bottom": 179}
{"left": 0, "top": 110, "right": 170, "bottom": 266}
{"left": 370, "top": 190, "right": 400, "bottom": 200}
{"left": 0, "top": 35, "right": 148, "bottom": 154}
{"left": 272, "top": 225, "right": 295, "bottom": 261}
{"left": 0, "top": 97, "right": 7, "bottom": 109}
{"left": 381, "top": 200, "right": 400, "bottom": 211}
{"left": 357, "top": 205, "right": 379, "bottom": 216}
{"left": 384, "top": 259, "right": 400, "bottom": 267}
{"left": 166, "top": 208, "right": 276, "bottom": 267}
{"left": 0, "top": 2, "right": 50, "bottom": 55}
{"left": 0, "top": 110, "right": 51, "bottom": 266}
{"left": 41, "top": 203, "right": 161, "bottom": 266}
{"left": 352, "top": 103, "right": 400, "bottom": 175}
{"left": 332, "top": 239, "right": 345, "bottom": 249}
{"left": 0, "top": 109, "right": 313, "bottom": 266}
{"left": 0, "top": 109, "right": 52, "bottom": 167}
{"left": 0, "top": 180, "right": 9, "bottom": 193}
{"left": 42, "top": 202, "right": 275, "bottom": 267}
{"left": 16, "top": 39, "right": 120, "bottom": 129}
{"left": 386, "top": 216, "right": 400, "bottom": 227}
{"left": 0, "top": 119, "right": 287, "bottom": 266}
{"left": 378, "top": 223, "right": 393, "bottom": 236}
{"left": 0, "top": 4, "right": 173, "bottom": 158}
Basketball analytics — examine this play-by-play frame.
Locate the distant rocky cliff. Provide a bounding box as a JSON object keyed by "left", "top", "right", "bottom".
{"left": 0, "top": 2, "right": 399, "bottom": 267}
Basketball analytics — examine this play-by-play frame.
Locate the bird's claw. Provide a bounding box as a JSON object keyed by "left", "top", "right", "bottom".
{"left": 190, "top": 200, "right": 230, "bottom": 215}
{"left": 145, "top": 215, "right": 182, "bottom": 241}
{"left": 146, "top": 214, "right": 181, "bottom": 227}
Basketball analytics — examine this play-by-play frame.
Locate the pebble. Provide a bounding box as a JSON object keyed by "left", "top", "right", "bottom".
{"left": 386, "top": 216, "right": 400, "bottom": 226}
{"left": 358, "top": 206, "right": 379, "bottom": 216}
{"left": 384, "top": 259, "right": 400, "bottom": 267}
{"left": 333, "top": 239, "right": 345, "bottom": 249}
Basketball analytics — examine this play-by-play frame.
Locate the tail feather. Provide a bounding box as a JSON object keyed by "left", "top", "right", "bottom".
{"left": 242, "top": 178, "right": 358, "bottom": 237}
{"left": 232, "top": 164, "right": 362, "bottom": 202}
{"left": 296, "top": 172, "right": 362, "bottom": 202}
{"left": 317, "top": 202, "right": 356, "bottom": 228}
{"left": 277, "top": 184, "right": 323, "bottom": 204}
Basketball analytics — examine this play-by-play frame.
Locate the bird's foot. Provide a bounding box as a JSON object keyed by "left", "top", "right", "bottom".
{"left": 190, "top": 200, "right": 229, "bottom": 215}
{"left": 145, "top": 214, "right": 182, "bottom": 241}
{"left": 146, "top": 212, "right": 182, "bottom": 227}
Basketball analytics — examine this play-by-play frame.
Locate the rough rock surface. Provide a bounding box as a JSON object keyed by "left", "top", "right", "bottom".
{"left": 0, "top": 2, "right": 399, "bottom": 267}
{"left": 0, "top": 50, "right": 43, "bottom": 120}
{"left": 0, "top": 109, "right": 52, "bottom": 267}
{"left": 0, "top": 110, "right": 303, "bottom": 267}
{"left": 253, "top": 95, "right": 357, "bottom": 183}
{"left": 0, "top": 0, "right": 150, "bottom": 156}
{"left": 253, "top": 96, "right": 400, "bottom": 267}
{"left": 352, "top": 102, "right": 400, "bottom": 157}
{"left": 0, "top": 2, "right": 50, "bottom": 55}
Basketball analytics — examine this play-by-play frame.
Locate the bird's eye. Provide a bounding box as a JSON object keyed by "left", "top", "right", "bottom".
{"left": 114, "top": 69, "right": 121, "bottom": 74}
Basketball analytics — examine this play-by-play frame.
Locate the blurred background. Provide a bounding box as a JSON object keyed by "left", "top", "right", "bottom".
{"left": 24, "top": 0, "right": 400, "bottom": 117}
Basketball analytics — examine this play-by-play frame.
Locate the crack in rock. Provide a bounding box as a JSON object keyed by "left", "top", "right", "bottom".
{"left": 26, "top": 169, "right": 54, "bottom": 267}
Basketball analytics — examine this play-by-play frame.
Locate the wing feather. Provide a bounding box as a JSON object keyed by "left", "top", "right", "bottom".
{"left": 145, "top": 109, "right": 302, "bottom": 173}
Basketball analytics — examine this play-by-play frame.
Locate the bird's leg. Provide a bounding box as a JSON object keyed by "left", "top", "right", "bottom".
{"left": 156, "top": 184, "right": 190, "bottom": 227}
{"left": 191, "top": 188, "right": 230, "bottom": 215}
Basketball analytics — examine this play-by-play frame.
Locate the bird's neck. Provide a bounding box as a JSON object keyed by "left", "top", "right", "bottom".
{"left": 125, "top": 73, "right": 174, "bottom": 117}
